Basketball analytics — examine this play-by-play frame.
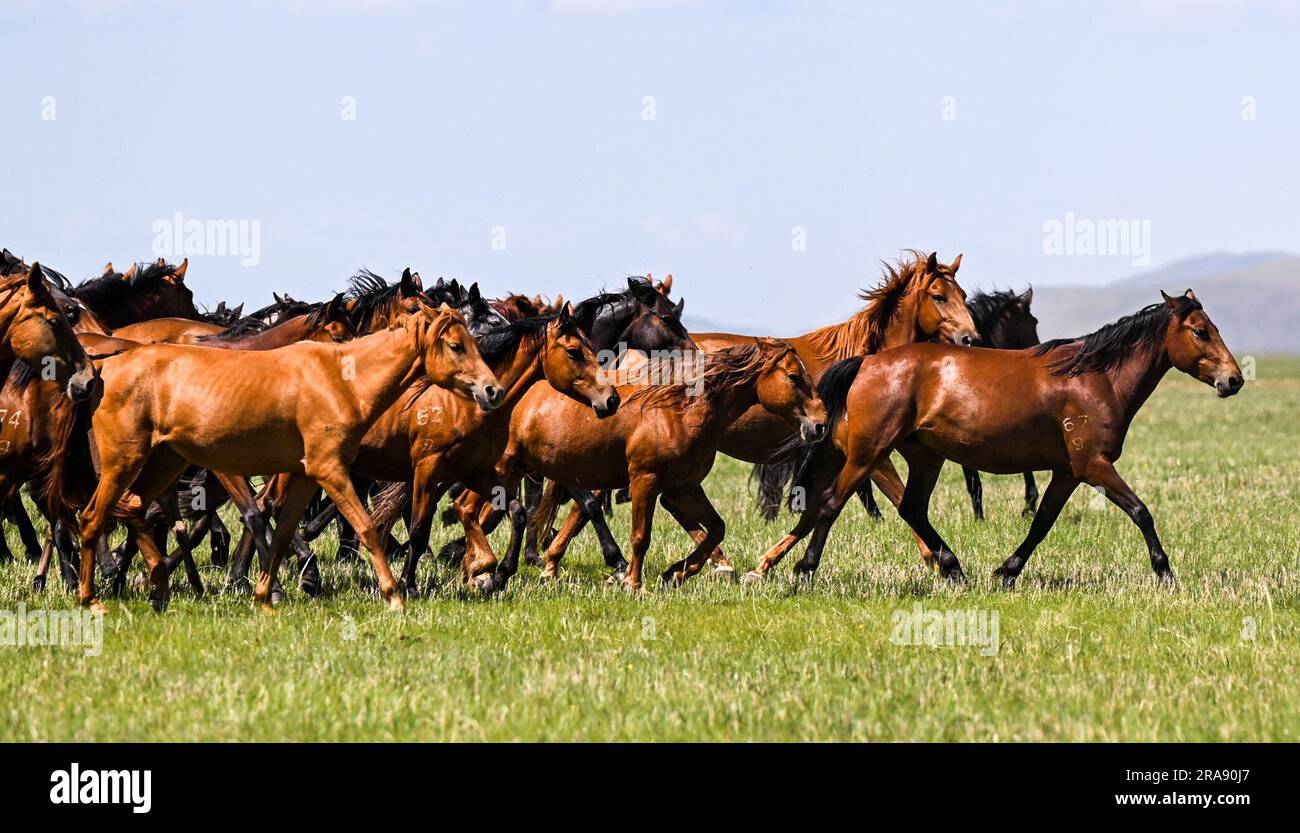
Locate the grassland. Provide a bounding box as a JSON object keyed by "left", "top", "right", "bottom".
{"left": 1, "top": 357, "right": 1297, "bottom": 741}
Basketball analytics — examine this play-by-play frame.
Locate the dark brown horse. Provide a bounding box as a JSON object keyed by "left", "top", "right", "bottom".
{"left": 71, "top": 259, "right": 201, "bottom": 329}
{"left": 74, "top": 302, "right": 503, "bottom": 614}
{"left": 748, "top": 290, "right": 1242, "bottom": 586}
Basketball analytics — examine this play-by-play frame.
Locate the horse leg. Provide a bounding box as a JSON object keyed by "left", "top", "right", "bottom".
{"left": 313, "top": 469, "right": 404, "bottom": 609}
{"left": 13, "top": 496, "right": 42, "bottom": 561}
{"left": 491, "top": 493, "right": 530, "bottom": 590}
{"left": 856, "top": 480, "right": 883, "bottom": 520}
{"left": 78, "top": 454, "right": 151, "bottom": 611}
{"left": 656, "top": 490, "right": 731, "bottom": 579}
{"left": 1083, "top": 460, "right": 1175, "bottom": 583}
{"left": 302, "top": 493, "right": 336, "bottom": 542}
{"left": 963, "top": 466, "right": 985, "bottom": 520}
{"left": 623, "top": 475, "right": 659, "bottom": 592}
{"left": 401, "top": 461, "right": 439, "bottom": 595}
{"left": 573, "top": 489, "right": 629, "bottom": 576}
{"left": 993, "top": 470, "right": 1078, "bottom": 587}
{"left": 659, "top": 484, "right": 725, "bottom": 586}
{"left": 218, "top": 474, "right": 287, "bottom": 602}
{"left": 887, "top": 443, "right": 965, "bottom": 582}
{"left": 864, "top": 458, "right": 937, "bottom": 568}
{"left": 252, "top": 476, "right": 318, "bottom": 612}
{"left": 539, "top": 493, "right": 589, "bottom": 579}
{"left": 745, "top": 451, "right": 849, "bottom": 580}
{"left": 1023, "top": 472, "right": 1040, "bottom": 517}
{"left": 453, "top": 477, "right": 507, "bottom": 594}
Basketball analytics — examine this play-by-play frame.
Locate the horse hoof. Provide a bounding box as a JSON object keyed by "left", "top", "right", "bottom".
{"left": 386, "top": 593, "right": 406, "bottom": 612}
{"left": 32, "top": 575, "right": 46, "bottom": 593}
{"left": 740, "top": 570, "right": 765, "bottom": 584}
{"left": 710, "top": 564, "right": 736, "bottom": 581}
{"left": 473, "top": 572, "right": 498, "bottom": 595}
{"left": 523, "top": 552, "right": 543, "bottom": 568}
{"left": 660, "top": 567, "right": 684, "bottom": 587}
{"left": 270, "top": 586, "right": 286, "bottom": 605}
{"left": 1022, "top": 507, "right": 1037, "bottom": 519}
{"left": 1157, "top": 570, "right": 1176, "bottom": 587}
{"left": 87, "top": 599, "right": 109, "bottom": 616}
{"left": 257, "top": 601, "right": 276, "bottom": 616}
{"left": 992, "top": 566, "right": 1018, "bottom": 589}
{"left": 608, "top": 569, "right": 626, "bottom": 584}
{"left": 148, "top": 594, "right": 168, "bottom": 613}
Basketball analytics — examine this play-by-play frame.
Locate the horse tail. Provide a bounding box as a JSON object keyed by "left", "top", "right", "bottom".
{"left": 750, "top": 460, "right": 795, "bottom": 521}
{"left": 789, "top": 356, "right": 863, "bottom": 508}
{"left": 34, "top": 397, "right": 96, "bottom": 527}
{"left": 527, "top": 479, "right": 564, "bottom": 547}
{"left": 369, "top": 480, "right": 410, "bottom": 531}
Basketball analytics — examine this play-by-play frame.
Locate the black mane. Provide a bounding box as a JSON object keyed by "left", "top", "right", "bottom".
{"left": 1033, "top": 297, "right": 1201, "bottom": 376}
{"left": 474, "top": 315, "right": 554, "bottom": 364}
{"left": 966, "top": 289, "right": 1023, "bottom": 341}
{"left": 198, "top": 300, "right": 318, "bottom": 342}
{"left": 71, "top": 262, "right": 179, "bottom": 308}
{"left": 571, "top": 278, "right": 687, "bottom": 339}
{"left": 346, "top": 269, "right": 418, "bottom": 331}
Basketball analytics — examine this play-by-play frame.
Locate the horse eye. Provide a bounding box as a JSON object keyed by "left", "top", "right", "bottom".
{"left": 1194, "top": 328, "right": 1209, "bottom": 341}
{"left": 932, "top": 294, "right": 946, "bottom": 303}
{"left": 787, "top": 373, "right": 801, "bottom": 385}
{"left": 566, "top": 348, "right": 584, "bottom": 361}
{"left": 448, "top": 341, "right": 465, "bottom": 353}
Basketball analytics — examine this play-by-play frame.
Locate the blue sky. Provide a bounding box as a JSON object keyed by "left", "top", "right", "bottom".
{"left": 1, "top": 0, "right": 1296, "bottom": 331}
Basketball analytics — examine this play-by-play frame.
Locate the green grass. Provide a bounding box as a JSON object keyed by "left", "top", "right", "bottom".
{"left": 2, "top": 358, "right": 1298, "bottom": 741}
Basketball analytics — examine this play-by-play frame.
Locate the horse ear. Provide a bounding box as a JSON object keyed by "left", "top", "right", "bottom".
{"left": 232, "top": 303, "right": 244, "bottom": 317}
{"left": 468, "top": 282, "right": 482, "bottom": 303}
{"left": 26, "top": 262, "right": 45, "bottom": 292}
{"left": 672, "top": 297, "right": 685, "bottom": 317}
{"left": 155, "top": 257, "right": 167, "bottom": 267}
{"left": 661, "top": 274, "right": 673, "bottom": 295}
{"left": 325, "top": 292, "right": 346, "bottom": 318}
{"left": 558, "top": 302, "right": 574, "bottom": 325}
{"left": 172, "top": 258, "right": 188, "bottom": 282}
{"left": 949, "top": 253, "right": 962, "bottom": 274}
{"left": 102, "top": 262, "right": 114, "bottom": 276}
{"left": 1184, "top": 288, "right": 1198, "bottom": 302}
{"left": 1019, "top": 286, "right": 1033, "bottom": 307}
{"left": 400, "top": 268, "right": 417, "bottom": 297}
{"left": 926, "top": 252, "right": 939, "bottom": 274}
{"left": 552, "top": 294, "right": 565, "bottom": 310}
{"left": 1160, "top": 290, "right": 1178, "bottom": 307}
{"left": 122, "top": 263, "right": 138, "bottom": 282}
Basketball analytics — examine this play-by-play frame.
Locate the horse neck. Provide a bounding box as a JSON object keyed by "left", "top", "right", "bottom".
{"left": 695, "top": 369, "right": 762, "bottom": 433}
{"left": 1106, "top": 339, "right": 1172, "bottom": 423}
{"left": 0, "top": 298, "right": 18, "bottom": 362}
{"left": 491, "top": 337, "right": 547, "bottom": 414}
{"left": 879, "top": 286, "right": 926, "bottom": 350}
{"left": 337, "top": 324, "right": 425, "bottom": 425}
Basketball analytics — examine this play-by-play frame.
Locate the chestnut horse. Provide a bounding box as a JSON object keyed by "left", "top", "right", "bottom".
{"left": 340, "top": 304, "right": 619, "bottom": 594}
{"left": 74, "top": 302, "right": 503, "bottom": 613}
{"left": 502, "top": 340, "right": 826, "bottom": 591}
{"left": 748, "top": 291, "right": 1242, "bottom": 585}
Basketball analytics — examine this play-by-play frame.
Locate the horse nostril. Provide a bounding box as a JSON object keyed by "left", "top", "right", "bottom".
{"left": 1229, "top": 375, "right": 1243, "bottom": 391}
{"left": 606, "top": 393, "right": 621, "bottom": 412}
{"left": 485, "top": 385, "right": 502, "bottom": 402}
{"left": 814, "top": 423, "right": 827, "bottom": 437}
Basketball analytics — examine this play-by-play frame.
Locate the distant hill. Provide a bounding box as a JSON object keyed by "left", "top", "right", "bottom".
{"left": 1031, "top": 252, "right": 1300, "bottom": 355}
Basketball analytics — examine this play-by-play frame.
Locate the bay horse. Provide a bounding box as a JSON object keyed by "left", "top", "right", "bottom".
{"left": 74, "top": 302, "right": 503, "bottom": 614}
{"left": 748, "top": 290, "right": 1242, "bottom": 585}
{"left": 501, "top": 340, "right": 826, "bottom": 591}
{"left": 71, "top": 259, "right": 201, "bottom": 329}
{"left": 544, "top": 252, "right": 977, "bottom": 574}
{"left": 0, "top": 264, "right": 97, "bottom": 401}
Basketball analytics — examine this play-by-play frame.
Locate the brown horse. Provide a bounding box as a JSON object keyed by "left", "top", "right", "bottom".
{"left": 749, "top": 290, "right": 1242, "bottom": 585}
{"left": 337, "top": 304, "right": 619, "bottom": 594}
{"left": 502, "top": 340, "right": 826, "bottom": 590}
{"left": 74, "top": 302, "right": 503, "bottom": 613}
{"left": 545, "top": 252, "right": 977, "bottom": 573}
{"left": 70, "top": 259, "right": 201, "bottom": 329}
{"left": 0, "top": 264, "right": 97, "bottom": 402}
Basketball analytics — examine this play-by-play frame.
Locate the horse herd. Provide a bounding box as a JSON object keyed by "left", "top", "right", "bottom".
{"left": 0, "top": 247, "right": 1243, "bottom": 615}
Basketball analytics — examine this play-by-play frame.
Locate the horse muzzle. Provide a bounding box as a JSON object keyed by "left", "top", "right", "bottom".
{"left": 800, "top": 419, "right": 828, "bottom": 443}
{"left": 1215, "top": 374, "right": 1244, "bottom": 398}
{"left": 66, "top": 366, "right": 99, "bottom": 403}
{"left": 593, "top": 391, "right": 621, "bottom": 419}
{"left": 473, "top": 383, "right": 506, "bottom": 411}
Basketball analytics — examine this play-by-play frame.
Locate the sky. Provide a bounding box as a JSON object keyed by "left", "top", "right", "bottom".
{"left": 1, "top": 0, "right": 1296, "bottom": 332}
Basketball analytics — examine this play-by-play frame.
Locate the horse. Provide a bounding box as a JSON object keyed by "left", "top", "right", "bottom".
{"left": 747, "top": 290, "right": 1242, "bottom": 586}
{"left": 426, "top": 277, "right": 697, "bottom": 572}
{"left": 73, "top": 301, "right": 503, "bottom": 614}
{"left": 70, "top": 259, "right": 201, "bottom": 329}
{"left": 500, "top": 339, "right": 826, "bottom": 591}
{"left": 334, "top": 303, "right": 620, "bottom": 594}
{"left": 960, "top": 287, "right": 1041, "bottom": 518}
{"left": 543, "top": 252, "right": 977, "bottom": 574}
{"left": 0, "top": 264, "right": 97, "bottom": 401}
